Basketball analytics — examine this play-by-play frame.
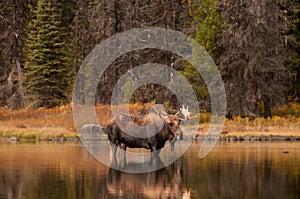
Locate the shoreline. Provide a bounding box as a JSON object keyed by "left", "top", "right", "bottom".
{"left": 1, "top": 125, "right": 300, "bottom": 142}
{"left": 1, "top": 133, "right": 300, "bottom": 142}
{"left": 1, "top": 103, "right": 299, "bottom": 142}
{"left": 213, "top": 135, "right": 300, "bottom": 141}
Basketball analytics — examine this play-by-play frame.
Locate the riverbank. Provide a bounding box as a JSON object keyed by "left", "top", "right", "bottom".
{"left": 1, "top": 126, "right": 300, "bottom": 142}
{"left": 196, "top": 115, "right": 300, "bottom": 141}
{"left": 1, "top": 134, "right": 300, "bottom": 142}
{"left": 0, "top": 103, "right": 300, "bottom": 141}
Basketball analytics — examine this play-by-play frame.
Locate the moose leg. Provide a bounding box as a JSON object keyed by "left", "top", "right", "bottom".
{"left": 169, "top": 137, "right": 177, "bottom": 151}
{"left": 150, "top": 151, "right": 164, "bottom": 168}
{"left": 150, "top": 148, "right": 163, "bottom": 168}
{"left": 177, "top": 128, "right": 183, "bottom": 140}
{"left": 109, "top": 141, "right": 117, "bottom": 166}
{"left": 117, "top": 143, "right": 127, "bottom": 168}
{"left": 150, "top": 146, "right": 161, "bottom": 159}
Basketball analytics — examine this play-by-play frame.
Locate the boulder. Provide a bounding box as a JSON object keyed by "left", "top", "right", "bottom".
{"left": 54, "top": 136, "right": 66, "bottom": 142}
{"left": 230, "top": 136, "right": 237, "bottom": 141}
{"left": 260, "top": 136, "right": 269, "bottom": 141}
{"left": 243, "top": 135, "right": 251, "bottom": 141}
{"left": 73, "top": 136, "right": 80, "bottom": 142}
{"left": 80, "top": 124, "right": 105, "bottom": 140}
{"left": 7, "top": 136, "right": 18, "bottom": 142}
{"left": 250, "top": 136, "right": 260, "bottom": 141}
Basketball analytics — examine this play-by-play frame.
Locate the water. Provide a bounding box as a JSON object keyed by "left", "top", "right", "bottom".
{"left": 0, "top": 141, "right": 299, "bottom": 199}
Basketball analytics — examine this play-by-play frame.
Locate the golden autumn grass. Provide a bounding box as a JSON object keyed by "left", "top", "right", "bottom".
{"left": 198, "top": 115, "right": 300, "bottom": 137}
{"left": 0, "top": 103, "right": 148, "bottom": 139}
{"left": 0, "top": 103, "right": 300, "bottom": 139}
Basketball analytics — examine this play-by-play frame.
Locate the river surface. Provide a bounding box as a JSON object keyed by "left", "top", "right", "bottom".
{"left": 0, "top": 141, "right": 299, "bottom": 199}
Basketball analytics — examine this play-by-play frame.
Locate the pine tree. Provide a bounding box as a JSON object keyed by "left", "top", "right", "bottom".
{"left": 72, "top": 0, "right": 95, "bottom": 72}
{"left": 25, "top": 0, "right": 71, "bottom": 108}
{"left": 192, "top": 0, "right": 222, "bottom": 58}
{"left": 181, "top": 0, "right": 222, "bottom": 110}
{"left": 122, "top": 77, "right": 134, "bottom": 103}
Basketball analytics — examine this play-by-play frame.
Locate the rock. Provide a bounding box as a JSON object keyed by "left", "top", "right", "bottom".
{"left": 73, "top": 136, "right": 80, "bottom": 142}
{"left": 230, "top": 136, "right": 237, "bottom": 141}
{"left": 219, "top": 136, "right": 226, "bottom": 141}
{"left": 282, "top": 150, "right": 289, "bottom": 154}
{"left": 7, "top": 136, "right": 18, "bottom": 142}
{"left": 286, "top": 136, "right": 293, "bottom": 141}
{"left": 80, "top": 124, "right": 104, "bottom": 140}
{"left": 243, "top": 135, "right": 251, "bottom": 141}
{"left": 56, "top": 136, "right": 66, "bottom": 142}
{"left": 250, "top": 136, "right": 260, "bottom": 141}
{"left": 260, "top": 136, "right": 269, "bottom": 141}
{"left": 270, "top": 136, "right": 289, "bottom": 141}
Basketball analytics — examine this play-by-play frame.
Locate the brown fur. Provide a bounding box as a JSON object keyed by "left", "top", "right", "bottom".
{"left": 103, "top": 112, "right": 180, "bottom": 153}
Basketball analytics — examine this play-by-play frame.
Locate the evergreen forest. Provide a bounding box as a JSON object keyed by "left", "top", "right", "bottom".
{"left": 0, "top": 0, "right": 299, "bottom": 118}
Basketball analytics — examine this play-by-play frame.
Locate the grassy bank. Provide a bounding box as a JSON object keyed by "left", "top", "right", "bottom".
{"left": 196, "top": 114, "right": 300, "bottom": 137}
{"left": 0, "top": 103, "right": 300, "bottom": 140}
{"left": 0, "top": 104, "right": 75, "bottom": 139}
{"left": 0, "top": 103, "right": 145, "bottom": 140}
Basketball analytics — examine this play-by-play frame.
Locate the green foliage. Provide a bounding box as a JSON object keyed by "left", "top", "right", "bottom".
{"left": 25, "top": 0, "right": 72, "bottom": 108}
{"left": 272, "top": 102, "right": 300, "bottom": 117}
{"left": 191, "top": 0, "right": 222, "bottom": 59}
{"left": 181, "top": 0, "right": 221, "bottom": 110}
{"left": 123, "top": 77, "right": 134, "bottom": 103}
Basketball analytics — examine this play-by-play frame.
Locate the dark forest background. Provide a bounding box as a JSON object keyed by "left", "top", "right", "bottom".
{"left": 0, "top": 0, "right": 299, "bottom": 118}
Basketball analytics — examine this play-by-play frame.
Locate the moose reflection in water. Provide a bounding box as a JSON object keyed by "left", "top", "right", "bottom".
{"left": 106, "top": 158, "right": 191, "bottom": 199}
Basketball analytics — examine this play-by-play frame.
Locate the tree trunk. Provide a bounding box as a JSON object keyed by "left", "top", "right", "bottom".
{"left": 14, "top": 2, "right": 26, "bottom": 108}
{"left": 16, "top": 59, "right": 26, "bottom": 108}
{"left": 263, "top": 97, "right": 272, "bottom": 118}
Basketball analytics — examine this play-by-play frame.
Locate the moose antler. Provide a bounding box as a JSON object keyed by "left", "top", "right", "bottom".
{"left": 177, "top": 105, "right": 197, "bottom": 121}
{"left": 151, "top": 105, "right": 196, "bottom": 123}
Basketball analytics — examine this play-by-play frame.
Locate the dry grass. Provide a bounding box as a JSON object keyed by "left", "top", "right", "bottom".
{"left": 0, "top": 103, "right": 300, "bottom": 139}
{"left": 0, "top": 103, "right": 150, "bottom": 139}
{"left": 0, "top": 104, "right": 74, "bottom": 139}
{"left": 222, "top": 116, "right": 300, "bottom": 137}
{"left": 197, "top": 114, "right": 300, "bottom": 137}
{"left": 0, "top": 127, "right": 76, "bottom": 139}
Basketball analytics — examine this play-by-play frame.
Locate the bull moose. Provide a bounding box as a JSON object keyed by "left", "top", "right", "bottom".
{"left": 102, "top": 105, "right": 194, "bottom": 160}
